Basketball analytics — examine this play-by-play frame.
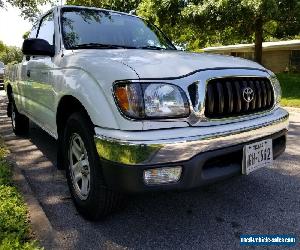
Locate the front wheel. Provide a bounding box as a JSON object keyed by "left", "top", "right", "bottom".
{"left": 63, "top": 112, "right": 124, "bottom": 220}
{"left": 10, "top": 101, "right": 29, "bottom": 136}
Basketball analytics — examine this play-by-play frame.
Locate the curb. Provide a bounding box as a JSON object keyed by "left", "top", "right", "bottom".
{"left": 7, "top": 155, "right": 58, "bottom": 250}
{"left": 284, "top": 106, "right": 300, "bottom": 113}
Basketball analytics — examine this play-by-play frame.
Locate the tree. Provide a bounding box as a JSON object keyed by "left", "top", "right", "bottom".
{"left": 0, "top": 41, "right": 5, "bottom": 52}
{"left": 1, "top": 0, "right": 51, "bottom": 22}
{"left": 0, "top": 41, "right": 23, "bottom": 65}
{"left": 4, "top": 0, "right": 299, "bottom": 60}
{"left": 138, "top": 0, "right": 300, "bottom": 63}
{"left": 137, "top": 0, "right": 193, "bottom": 48}
{"left": 182, "top": 0, "right": 300, "bottom": 63}
{"left": 66, "top": 0, "right": 141, "bottom": 13}
{"left": 23, "top": 31, "right": 30, "bottom": 40}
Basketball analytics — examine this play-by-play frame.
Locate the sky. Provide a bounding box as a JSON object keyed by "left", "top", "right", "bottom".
{"left": 0, "top": 1, "right": 65, "bottom": 48}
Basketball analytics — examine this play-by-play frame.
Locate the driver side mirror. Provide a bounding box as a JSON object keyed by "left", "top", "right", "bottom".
{"left": 22, "top": 38, "right": 55, "bottom": 57}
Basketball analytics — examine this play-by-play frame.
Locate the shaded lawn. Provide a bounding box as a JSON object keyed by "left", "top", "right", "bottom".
{"left": 277, "top": 73, "right": 300, "bottom": 108}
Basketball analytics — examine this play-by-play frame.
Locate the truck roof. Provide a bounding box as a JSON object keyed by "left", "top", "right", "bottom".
{"left": 46, "top": 5, "right": 138, "bottom": 18}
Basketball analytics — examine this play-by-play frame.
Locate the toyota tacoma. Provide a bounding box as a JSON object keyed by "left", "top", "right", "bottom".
{"left": 4, "top": 5, "right": 289, "bottom": 220}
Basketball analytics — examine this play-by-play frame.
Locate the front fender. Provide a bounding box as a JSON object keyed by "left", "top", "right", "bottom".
{"left": 53, "top": 64, "right": 143, "bottom": 135}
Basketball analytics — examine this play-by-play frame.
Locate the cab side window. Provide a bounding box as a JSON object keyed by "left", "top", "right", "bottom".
{"left": 29, "top": 22, "right": 39, "bottom": 38}
{"left": 37, "top": 12, "right": 54, "bottom": 45}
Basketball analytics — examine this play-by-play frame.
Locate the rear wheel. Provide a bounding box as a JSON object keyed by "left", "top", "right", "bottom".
{"left": 63, "top": 112, "right": 124, "bottom": 220}
{"left": 10, "top": 101, "right": 29, "bottom": 136}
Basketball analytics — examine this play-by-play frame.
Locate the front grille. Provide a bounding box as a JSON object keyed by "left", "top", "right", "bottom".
{"left": 204, "top": 77, "right": 274, "bottom": 119}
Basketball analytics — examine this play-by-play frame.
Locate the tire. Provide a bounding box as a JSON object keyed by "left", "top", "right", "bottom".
{"left": 63, "top": 111, "right": 124, "bottom": 220}
{"left": 10, "top": 101, "right": 29, "bottom": 136}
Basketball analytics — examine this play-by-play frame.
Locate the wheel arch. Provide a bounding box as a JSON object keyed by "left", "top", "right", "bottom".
{"left": 56, "top": 95, "right": 93, "bottom": 136}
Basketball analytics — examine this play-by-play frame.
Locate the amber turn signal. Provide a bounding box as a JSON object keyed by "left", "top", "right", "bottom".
{"left": 113, "top": 83, "right": 144, "bottom": 119}
{"left": 114, "top": 85, "right": 129, "bottom": 111}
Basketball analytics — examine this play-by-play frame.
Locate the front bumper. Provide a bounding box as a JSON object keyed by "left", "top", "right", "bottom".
{"left": 94, "top": 107, "right": 289, "bottom": 193}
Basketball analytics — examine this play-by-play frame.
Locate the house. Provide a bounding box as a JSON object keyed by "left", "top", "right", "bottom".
{"left": 203, "top": 40, "right": 300, "bottom": 73}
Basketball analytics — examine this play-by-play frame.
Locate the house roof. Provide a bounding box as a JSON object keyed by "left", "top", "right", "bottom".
{"left": 203, "top": 40, "right": 300, "bottom": 53}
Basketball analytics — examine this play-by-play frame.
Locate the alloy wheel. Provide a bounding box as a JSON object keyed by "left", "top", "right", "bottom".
{"left": 69, "top": 133, "right": 91, "bottom": 200}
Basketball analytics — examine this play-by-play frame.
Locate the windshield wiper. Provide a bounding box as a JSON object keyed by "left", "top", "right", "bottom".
{"left": 70, "top": 43, "right": 136, "bottom": 50}
{"left": 137, "top": 45, "right": 167, "bottom": 50}
{"left": 70, "top": 43, "right": 172, "bottom": 50}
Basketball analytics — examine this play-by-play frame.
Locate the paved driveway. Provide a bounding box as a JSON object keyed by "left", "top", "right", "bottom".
{"left": 0, "top": 90, "right": 299, "bottom": 250}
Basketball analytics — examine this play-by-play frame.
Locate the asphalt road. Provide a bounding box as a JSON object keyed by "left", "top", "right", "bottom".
{"left": 0, "top": 90, "right": 299, "bottom": 250}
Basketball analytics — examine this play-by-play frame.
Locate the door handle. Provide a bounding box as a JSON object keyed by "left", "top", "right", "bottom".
{"left": 27, "top": 70, "right": 31, "bottom": 77}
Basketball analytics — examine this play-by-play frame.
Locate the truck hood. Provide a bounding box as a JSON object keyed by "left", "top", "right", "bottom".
{"left": 73, "top": 49, "right": 266, "bottom": 79}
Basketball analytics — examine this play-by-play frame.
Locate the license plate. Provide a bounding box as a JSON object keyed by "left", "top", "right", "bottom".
{"left": 242, "top": 139, "right": 273, "bottom": 175}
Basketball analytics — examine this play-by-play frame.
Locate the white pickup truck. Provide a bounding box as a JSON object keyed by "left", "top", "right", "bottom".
{"left": 4, "top": 5, "right": 289, "bottom": 220}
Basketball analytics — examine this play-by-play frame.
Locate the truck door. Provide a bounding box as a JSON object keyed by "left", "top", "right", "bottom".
{"left": 25, "top": 11, "right": 56, "bottom": 133}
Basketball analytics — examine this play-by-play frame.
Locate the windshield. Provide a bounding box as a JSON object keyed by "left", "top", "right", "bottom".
{"left": 0, "top": 62, "right": 4, "bottom": 68}
{"left": 61, "top": 8, "right": 176, "bottom": 50}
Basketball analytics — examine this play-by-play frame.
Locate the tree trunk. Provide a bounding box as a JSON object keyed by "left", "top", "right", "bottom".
{"left": 254, "top": 17, "right": 263, "bottom": 64}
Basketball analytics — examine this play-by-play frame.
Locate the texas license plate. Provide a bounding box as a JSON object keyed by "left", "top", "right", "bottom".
{"left": 242, "top": 139, "right": 273, "bottom": 175}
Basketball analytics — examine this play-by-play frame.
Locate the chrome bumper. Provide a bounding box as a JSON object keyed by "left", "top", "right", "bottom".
{"left": 94, "top": 108, "right": 289, "bottom": 165}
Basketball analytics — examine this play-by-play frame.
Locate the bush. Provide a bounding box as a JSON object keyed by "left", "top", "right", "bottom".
{"left": 0, "top": 186, "right": 29, "bottom": 243}
{"left": 0, "top": 161, "right": 12, "bottom": 186}
{"left": 0, "top": 238, "right": 39, "bottom": 250}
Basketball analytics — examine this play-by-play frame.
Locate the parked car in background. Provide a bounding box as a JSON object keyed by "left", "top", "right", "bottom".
{"left": 0, "top": 62, "right": 4, "bottom": 89}
{"left": 4, "top": 6, "right": 289, "bottom": 220}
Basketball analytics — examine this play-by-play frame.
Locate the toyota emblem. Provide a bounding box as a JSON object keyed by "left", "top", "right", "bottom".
{"left": 242, "top": 87, "right": 254, "bottom": 103}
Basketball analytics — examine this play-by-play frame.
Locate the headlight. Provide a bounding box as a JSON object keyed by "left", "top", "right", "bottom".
{"left": 113, "top": 82, "right": 190, "bottom": 119}
{"left": 270, "top": 75, "right": 282, "bottom": 104}
{"left": 143, "top": 84, "right": 190, "bottom": 117}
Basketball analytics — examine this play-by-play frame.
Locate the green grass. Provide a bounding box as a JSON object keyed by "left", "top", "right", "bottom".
{"left": 277, "top": 73, "right": 300, "bottom": 108}
{"left": 0, "top": 138, "right": 41, "bottom": 250}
